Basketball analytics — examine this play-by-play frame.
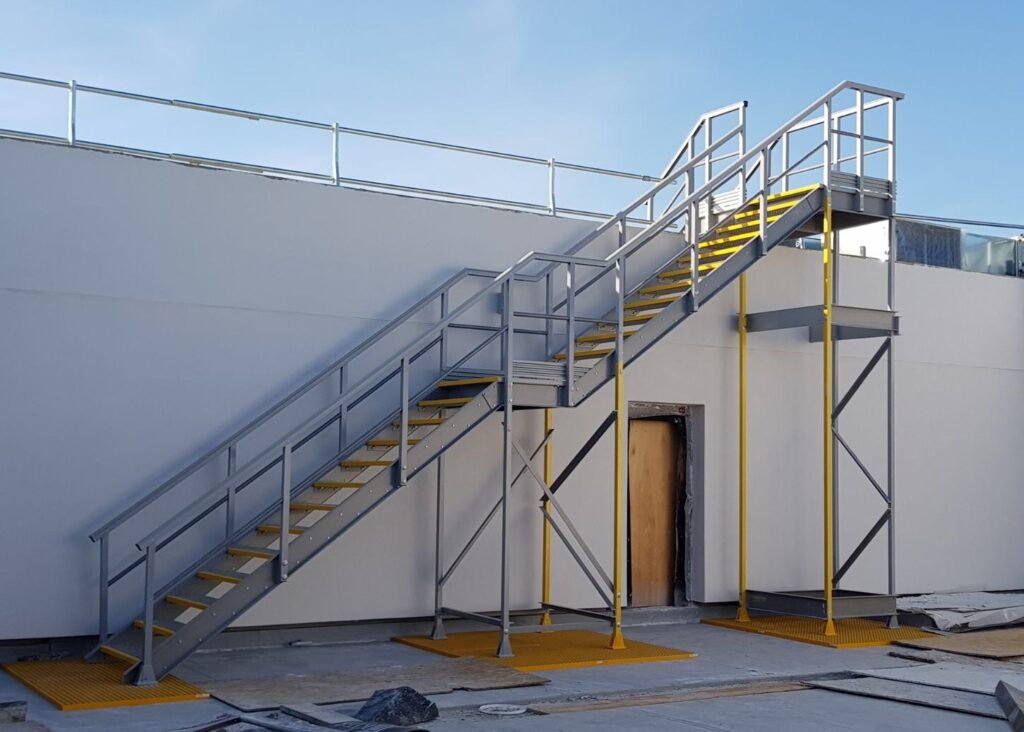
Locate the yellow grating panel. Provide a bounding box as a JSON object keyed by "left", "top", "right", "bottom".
{"left": 1, "top": 658, "right": 208, "bottom": 711}
{"left": 703, "top": 615, "right": 932, "bottom": 649}
{"left": 394, "top": 629, "right": 696, "bottom": 672}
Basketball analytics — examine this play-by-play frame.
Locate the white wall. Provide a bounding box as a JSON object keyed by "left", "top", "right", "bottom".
{"left": 2, "top": 138, "right": 1023, "bottom": 640}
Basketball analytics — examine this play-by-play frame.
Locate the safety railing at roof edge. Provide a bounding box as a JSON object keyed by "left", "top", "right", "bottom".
{"left": 2, "top": 70, "right": 685, "bottom": 224}
{"left": 85, "top": 100, "right": 745, "bottom": 642}
{"left": 91, "top": 81, "right": 902, "bottom": 648}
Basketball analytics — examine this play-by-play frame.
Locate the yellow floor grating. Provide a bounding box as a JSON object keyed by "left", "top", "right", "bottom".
{"left": 1, "top": 658, "right": 208, "bottom": 711}
{"left": 394, "top": 629, "right": 696, "bottom": 672}
{"left": 703, "top": 615, "right": 933, "bottom": 649}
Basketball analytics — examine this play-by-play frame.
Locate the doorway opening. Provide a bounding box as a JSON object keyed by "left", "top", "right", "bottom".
{"left": 627, "top": 403, "right": 689, "bottom": 607}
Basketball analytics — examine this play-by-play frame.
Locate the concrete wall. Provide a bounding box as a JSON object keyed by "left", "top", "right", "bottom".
{"left": 2, "top": 138, "right": 1022, "bottom": 640}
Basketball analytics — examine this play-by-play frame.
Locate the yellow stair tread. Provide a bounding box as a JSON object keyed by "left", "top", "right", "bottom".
{"left": 290, "top": 502, "right": 333, "bottom": 512}
{"left": 418, "top": 397, "right": 472, "bottom": 408}
{"left": 438, "top": 376, "right": 501, "bottom": 387}
{"left": 99, "top": 645, "right": 138, "bottom": 664}
{"left": 366, "top": 438, "right": 420, "bottom": 447}
{"left": 314, "top": 480, "right": 364, "bottom": 489}
{"left": 712, "top": 213, "right": 783, "bottom": 234}
{"left": 132, "top": 619, "right": 175, "bottom": 637}
{"left": 553, "top": 347, "right": 614, "bottom": 362}
{"left": 658, "top": 261, "right": 721, "bottom": 280}
{"left": 623, "top": 312, "right": 658, "bottom": 325}
{"left": 394, "top": 417, "right": 446, "bottom": 427}
{"left": 640, "top": 279, "right": 692, "bottom": 296}
{"left": 341, "top": 459, "right": 392, "bottom": 468}
{"left": 678, "top": 244, "right": 744, "bottom": 266}
{"left": 256, "top": 524, "right": 304, "bottom": 535}
{"left": 196, "top": 569, "right": 243, "bottom": 584}
{"left": 227, "top": 546, "right": 275, "bottom": 559}
{"left": 625, "top": 295, "right": 679, "bottom": 311}
{"left": 166, "top": 594, "right": 209, "bottom": 610}
{"left": 576, "top": 330, "right": 637, "bottom": 345}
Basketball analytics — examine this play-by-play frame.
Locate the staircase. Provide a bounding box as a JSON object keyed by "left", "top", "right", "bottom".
{"left": 87, "top": 81, "right": 901, "bottom": 684}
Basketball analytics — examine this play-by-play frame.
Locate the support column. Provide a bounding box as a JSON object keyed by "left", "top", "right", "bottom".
{"left": 886, "top": 217, "right": 899, "bottom": 629}
{"left": 737, "top": 273, "right": 750, "bottom": 622}
{"left": 497, "top": 279, "right": 514, "bottom": 658}
{"left": 540, "top": 408, "right": 554, "bottom": 626}
{"left": 822, "top": 196, "right": 836, "bottom": 637}
{"left": 610, "top": 257, "right": 627, "bottom": 651}
{"left": 431, "top": 456, "right": 447, "bottom": 640}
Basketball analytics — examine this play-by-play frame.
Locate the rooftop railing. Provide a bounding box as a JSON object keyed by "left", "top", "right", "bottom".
{"left": 0, "top": 70, "right": 679, "bottom": 223}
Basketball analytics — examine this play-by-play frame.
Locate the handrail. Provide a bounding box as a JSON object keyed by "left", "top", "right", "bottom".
{"left": 88, "top": 267, "right": 495, "bottom": 540}
{"left": 0, "top": 70, "right": 674, "bottom": 217}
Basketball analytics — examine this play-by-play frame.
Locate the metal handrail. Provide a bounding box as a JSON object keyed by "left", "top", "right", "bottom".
{"left": 0, "top": 70, "right": 675, "bottom": 220}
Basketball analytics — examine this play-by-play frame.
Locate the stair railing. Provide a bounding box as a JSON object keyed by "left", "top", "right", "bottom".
{"left": 90, "top": 82, "right": 902, "bottom": 662}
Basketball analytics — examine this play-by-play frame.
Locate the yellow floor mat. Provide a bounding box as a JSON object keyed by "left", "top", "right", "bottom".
{"left": 704, "top": 615, "right": 932, "bottom": 649}
{"left": 394, "top": 629, "right": 696, "bottom": 672}
{"left": 1, "top": 658, "right": 208, "bottom": 711}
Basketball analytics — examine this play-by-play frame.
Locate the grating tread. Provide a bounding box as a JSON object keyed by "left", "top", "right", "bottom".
{"left": 1, "top": 658, "right": 207, "bottom": 710}
{"left": 704, "top": 615, "right": 932, "bottom": 649}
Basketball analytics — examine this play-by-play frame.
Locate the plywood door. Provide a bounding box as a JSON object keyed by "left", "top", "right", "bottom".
{"left": 628, "top": 420, "right": 679, "bottom": 607}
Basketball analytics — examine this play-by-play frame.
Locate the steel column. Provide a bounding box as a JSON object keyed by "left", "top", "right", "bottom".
{"left": 98, "top": 535, "right": 109, "bottom": 642}
{"left": 431, "top": 455, "right": 446, "bottom": 639}
{"left": 737, "top": 272, "right": 750, "bottom": 622}
{"left": 540, "top": 408, "right": 554, "bottom": 626}
{"left": 497, "top": 279, "right": 514, "bottom": 658}
{"left": 822, "top": 195, "right": 836, "bottom": 637}
{"left": 66, "top": 79, "right": 76, "bottom": 145}
{"left": 131, "top": 544, "right": 157, "bottom": 686}
{"left": 611, "top": 255, "right": 627, "bottom": 650}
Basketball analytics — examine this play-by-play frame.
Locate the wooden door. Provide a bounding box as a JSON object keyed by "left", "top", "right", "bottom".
{"left": 628, "top": 420, "right": 679, "bottom": 607}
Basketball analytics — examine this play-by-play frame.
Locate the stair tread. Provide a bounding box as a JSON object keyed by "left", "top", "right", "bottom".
{"left": 553, "top": 347, "right": 614, "bottom": 362}
{"left": 166, "top": 592, "right": 212, "bottom": 610}
{"left": 227, "top": 545, "right": 277, "bottom": 559}
{"left": 625, "top": 295, "right": 680, "bottom": 311}
{"left": 314, "top": 480, "right": 364, "bottom": 489}
{"left": 366, "top": 438, "right": 420, "bottom": 447}
{"left": 418, "top": 397, "right": 472, "bottom": 408}
{"left": 394, "top": 417, "right": 445, "bottom": 426}
{"left": 256, "top": 523, "right": 305, "bottom": 535}
{"left": 132, "top": 618, "right": 181, "bottom": 637}
{"left": 197, "top": 568, "right": 247, "bottom": 584}
{"left": 341, "top": 459, "right": 392, "bottom": 468}
{"left": 289, "top": 501, "right": 334, "bottom": 512}
{"left": 576, "top": 330, "right": 637, "bottom": 345}
{"left": 438, "top": 376, "right": 501, "bottom": 387}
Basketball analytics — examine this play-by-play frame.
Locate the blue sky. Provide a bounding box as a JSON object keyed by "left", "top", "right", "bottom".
{"left": 0, "top": 1, "right": 1021, "bottom": 223}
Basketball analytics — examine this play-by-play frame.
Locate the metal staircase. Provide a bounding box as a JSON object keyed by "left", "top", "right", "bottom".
{"left": 87, "top": 81, "right": 902, "bottom": 684}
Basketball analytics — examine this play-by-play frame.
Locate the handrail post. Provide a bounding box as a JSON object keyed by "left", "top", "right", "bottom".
{"left": 66, "top": 79, "right": 76, "bottom": 146}
{"left": 338, "top": 365, "right": 347, "bottom": 454}
{"left": 689, "top": 202, "right": 699, "bottom": 312}
{"left": 738, "top": 104, "right": 747, "bottom": 201}
{"left": 332, "top": 122, "right": 340, "bottom": 186}
{"left": 782, "top": 131, "right": 790, "bottom": 191}
{"left": 440, "top": 288, "right": 450, "bottom": 370}
{"left": 823, "top": 97, "right": 832, "bottom": 190}
{"left": 226, "top": 443, "right": 237, "bottom": 538}
{"left": 278, "top": 443, "right": 291, "bottom": 582}
{"left": 855, "top": 89, "right": 864, "bottom": 211}
{"left": 98, "top": 535, "right": 109, "bottom": 642}
{"left": 131, "top": 544, "right": 157, "bottom": 686}
{"left": 399, "top": 356, "right": 410, "bottom": 486}
{"left": 758, "top": 149, "right": 769, "bottom": 256}
{"left": 565, "top": 263, "right": 576, "bottom": 407}
{"left": 548, "top": 158, "right": 556, "bottom": 216}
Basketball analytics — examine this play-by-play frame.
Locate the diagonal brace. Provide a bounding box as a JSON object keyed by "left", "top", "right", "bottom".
{"left": 833, "top": 427, "right": 888, "bottom": 502}
{"left": 541, "top": 507, "right": 614, "bottom": 607}
{"left": 833, "top": 340, "right": 889, "bottom": 420}
{"left": 512, "top": 438, "right": 613, "bottom": 590}
{"left": 832, "top": 509, "right": 891, "bottom": 586}
{"left": 543, "top": 412, "right": 615, "bottom": 501}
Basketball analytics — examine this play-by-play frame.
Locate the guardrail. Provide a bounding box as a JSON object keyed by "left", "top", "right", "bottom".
{"left": 0, "top": 70, "right": 676, "bottom": 222}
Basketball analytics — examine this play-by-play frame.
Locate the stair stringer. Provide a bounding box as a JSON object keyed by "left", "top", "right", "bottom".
{"left": 130, "top": 381, "right": 502, "bottom": 680}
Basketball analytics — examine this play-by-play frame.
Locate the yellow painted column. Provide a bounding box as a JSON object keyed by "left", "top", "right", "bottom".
{"left": 822, "top": 196, "right": 837, "bottom": 637}
{"left": 540, "top": 408, "right": 553, "bottom": 626}
{"left": 737, "top": 273, "right": 750, "bottom": 622}
{"left": 610, "top": 362, "right": 627, "bottom": 650}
